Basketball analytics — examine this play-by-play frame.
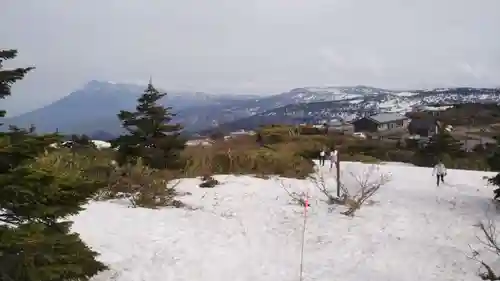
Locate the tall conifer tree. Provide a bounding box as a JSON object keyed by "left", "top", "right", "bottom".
{"left": 113, "top": 79, "right": 185, "bottom": 169}
{"left": 0, "top": 49, "right": 107, "bottom": 281}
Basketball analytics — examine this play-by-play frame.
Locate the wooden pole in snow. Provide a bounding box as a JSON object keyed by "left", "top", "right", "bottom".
{"left": 336, "top": 154, "right": 341, "bottom": 198}
{"left": 299, "top": 192, "right": 308, "bottom": 281}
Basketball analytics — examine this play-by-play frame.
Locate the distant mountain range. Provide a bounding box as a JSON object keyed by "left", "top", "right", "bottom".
{"left": 2, "top": 80, "right": 259, "bottom": 135}
{"left": 2, "top": 80, "right": 499, "bottom": 137}
{"left": 206, "top": 87, "right": 500, "bottom": 133}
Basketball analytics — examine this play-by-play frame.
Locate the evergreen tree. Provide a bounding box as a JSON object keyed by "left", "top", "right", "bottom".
{"left": 69, "top": 134, "right": 96, "bottom": 152}
{"left": 487, "top": 135, "right": 500, "bottom": 172}
{"left": 414, "top": 128, "right": 463, "bottom": 166}
{"left": 113, "top": 80, "right": 185, "bottom": 169}
{"left": 322, "top": 122, "right": 329, "bottom": 135}
{"left": 0, "top": 49, "right": 107, "bottom": 281}
{"left": 71, "top": 134, "right": 92, "bottom": 146}
{"left": 425, "top": 130, "right": 463, "bottom": 157}
{"left": 209, "top": 130, "right": 225, "bottom": 141}
{"left": 487, "top": 135, "right": 500, "bottom": 200}
{"left": 0, "top": 50, "right": 33, "bottom": 121}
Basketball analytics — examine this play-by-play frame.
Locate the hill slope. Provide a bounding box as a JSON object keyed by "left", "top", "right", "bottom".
{"left": 4, "top": 83, "right": 499, "bottom": 135}
{"left": 3, "top": 80, "right": 257, "bottom": 134}
{"left": 73, "top": 162, "right": 497, "bottom": 281}
{"left": 209, "top": 87, "right": 500, "bottom": 133}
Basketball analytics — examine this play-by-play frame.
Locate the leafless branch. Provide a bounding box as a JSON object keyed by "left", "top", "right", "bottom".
{"left": 308, "top": 170, "right": 343, "bottom": 205}
{"left": 476, "top": 220, "right": 500, "bottom": 256}
{"left": 277, "top": 179, "right": 308, "bottom": 207}
{"left": 467, "top": 244, "right": 500, "bottom": 280}
{"left": 307, "top": 164, "right": 390, "bottom": 216}
{"left": 468, "top": 217, "right": 500, "bottom": 280}
{"left": 341, "top": 165, "right": 390, "bottom": 216}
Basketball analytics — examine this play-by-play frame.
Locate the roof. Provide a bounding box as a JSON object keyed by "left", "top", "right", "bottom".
{"left": 416, "top": 105, "right": 454, "bottom": 112}
{"left": 366, "top": 113, "right": 408, "bottom": 124}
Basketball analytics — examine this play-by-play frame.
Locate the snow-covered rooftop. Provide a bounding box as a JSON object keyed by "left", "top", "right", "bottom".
{"left": 418, "top": 105, "right": 454, "bottom": 112}
{"left": 367, "top": 112, "right": 408, "bottom": 123}
{"left": 72, "top": 162, "right": 499, "bottom": 281}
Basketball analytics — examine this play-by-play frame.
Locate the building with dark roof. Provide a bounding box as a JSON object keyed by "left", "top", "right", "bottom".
{"left": 351, "top": 113, "right": 409, "bottom": 133}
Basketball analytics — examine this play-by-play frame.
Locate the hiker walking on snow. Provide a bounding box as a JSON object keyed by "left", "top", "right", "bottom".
{"left": 432, "top": 160, "right": 447, "bottom": 186}
{"left": 329, "top": 148, "right": 338, "bottom": 170}
{"left": 319, "top": 149, "right": 326, "bottom": 166}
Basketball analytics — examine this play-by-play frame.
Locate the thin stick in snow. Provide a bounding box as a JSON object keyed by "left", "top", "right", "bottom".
{"left": 299, "top": 191, "right": 309, "bottom": 281}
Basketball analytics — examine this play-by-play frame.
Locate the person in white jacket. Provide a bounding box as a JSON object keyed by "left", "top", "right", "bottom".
{"left": 432, "top": 160, "right": 447, "bottom": 186}
{"left": 329, "top": 148, "right": 338, "bottom": 170}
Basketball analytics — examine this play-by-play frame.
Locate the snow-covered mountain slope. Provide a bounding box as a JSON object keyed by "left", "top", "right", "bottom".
{"left": 4, "top": 82, "right": 499, "bottom": 135}
{"left": 73, "top": 162, "right": 499, "bottom": 281}
{"left": 208, "top": 87, "right": 500, "bottom": 132}
{"left": 278, "top": 86, "right": 500, "bottom": 116}
{"left": 279, "top": 85, "right": 405, "bottom": 103}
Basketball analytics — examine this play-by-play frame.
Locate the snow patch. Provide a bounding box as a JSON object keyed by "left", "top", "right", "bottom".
{"left": 68, "top": 162, "right": 500, "bottom": 281}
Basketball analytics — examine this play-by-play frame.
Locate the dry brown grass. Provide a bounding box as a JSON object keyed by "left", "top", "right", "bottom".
{"left": 182, "top": 137, "right": 314, "bottom": 179}
{"left": 34, "top": 125, "right": 418, "bottom": 209}
{"left": 34, "top": 131, "right": 319, "bottom": 209}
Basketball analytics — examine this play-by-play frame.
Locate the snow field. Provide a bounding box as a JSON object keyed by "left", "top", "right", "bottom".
{"left": 72, "top": 162, "right": 499, "bottom": 281}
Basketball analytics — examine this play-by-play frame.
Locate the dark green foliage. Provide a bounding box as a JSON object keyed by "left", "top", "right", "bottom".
{"left": 322, "top": 123, "right": 328, "bottom": 135}
{"left": 425, "top": 130, "right": 463, "bottom": 157}
{"left": 406, "top": 103, "right": 500, "bottom": 127}
{"left": 489, "top": 173, "right": 500, "bottom": 188}
{"left": 208, "top": 130, "right": 225, "bottom": 141}
{"left": 0, "top": 50, "right": 35, "bottom": 120}
{"left": 69, "top": 134, "right": 96, "bottom": 152}
{"left": 256, "top": 132, "right": 263, "bottom": 146}
{"left": 487, "top": 135, "right": 500, "bottom": 199}
{"left": 414, "top": 129, "right": 463, "bottom": 166}
{"left": 113, "top": 81, "right": 186, "bottom": 169}
{"left": 0, "top": 222, "right": 105, "bottom": 281}
{"left": 487, "top": 135, "right": 500, "bottom": 172}
{"left": 0, "top": 49, "right": 106, "bottom": 281}
{"left": 71, "top": 134, "right": 93, "bottom": 146}
{"left": 299, "top": 126, "right": 324, "bottom": 135}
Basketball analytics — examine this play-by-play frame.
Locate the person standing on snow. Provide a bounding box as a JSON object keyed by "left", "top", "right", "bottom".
{"left": 432, "top": 160, "right": 447, "bottom": 186}
{"left": 329, "top": 148, "right": 338, "bottom": 170}
{"left": 319, "top": 149, "right": 326, "bottom": 166}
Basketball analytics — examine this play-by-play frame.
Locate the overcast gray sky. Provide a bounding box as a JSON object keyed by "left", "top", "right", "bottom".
{"left": 1, "top": 0, "right": 499, "bottom": 115}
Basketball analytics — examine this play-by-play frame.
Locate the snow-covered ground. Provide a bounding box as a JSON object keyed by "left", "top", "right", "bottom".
{"left": 72, "top": 162, "right": 500, "bottom": 281}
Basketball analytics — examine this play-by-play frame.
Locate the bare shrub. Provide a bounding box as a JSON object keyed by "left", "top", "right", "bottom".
{"left": 340, "top": 165, "right": 390, "bottom": 216}
{"left": 468, "top": 217, "right": 500, "bottom": 280}
{"left": 278, "top": 179, "right": 309, "bottom": 207}
{"left": 308, "top": 168, "right": 343, "bottom": 205}
{"left": 308, "top": 164, "right": 390, "bottom": 216}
